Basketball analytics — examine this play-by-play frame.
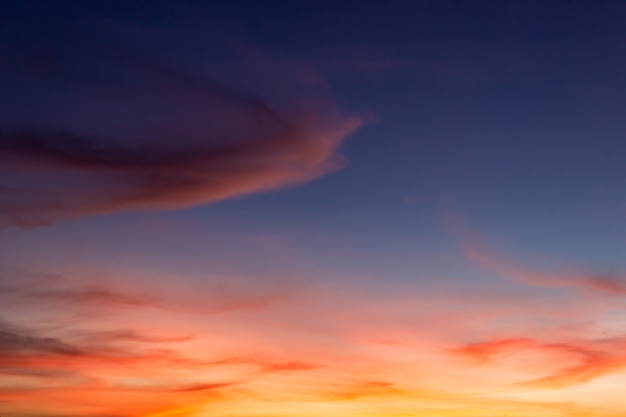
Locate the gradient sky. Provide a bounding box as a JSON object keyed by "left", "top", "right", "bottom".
{"left": 2, "top": 1, "right": 626, "bottom": 416}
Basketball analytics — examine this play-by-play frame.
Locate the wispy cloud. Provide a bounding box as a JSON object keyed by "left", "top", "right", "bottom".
{"left": 519, "top": 339, "right": 626, "bottom": 388}
{"left": 0, "top": 319, "right": 84, "bottom": 356}
{"left": 448, "top": 215, "right": 626, "bottom": 296}
{"left": 452, "top": 335, "right": 626, "bottom": 388}
{"left": 450, "top": 337, "right": 536, "bottom": 363}
{"left": 0, "top": 268, "right": 301, "bottom": 318}
{"left": 464, "top": 244, "right": 626, "bottom": 296}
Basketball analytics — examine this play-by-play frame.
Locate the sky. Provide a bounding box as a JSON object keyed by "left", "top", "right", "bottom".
{"left": 1, "top": 1, "right": 626, "bottom": 416}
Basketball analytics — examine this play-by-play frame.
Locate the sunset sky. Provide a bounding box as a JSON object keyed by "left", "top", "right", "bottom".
{"left": 2, "top": 1, "right": 626, "bottom": 416}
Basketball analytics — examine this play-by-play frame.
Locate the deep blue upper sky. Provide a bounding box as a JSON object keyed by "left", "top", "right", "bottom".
{"left": 2, "top": 0, "right": 626, "bottom": 277}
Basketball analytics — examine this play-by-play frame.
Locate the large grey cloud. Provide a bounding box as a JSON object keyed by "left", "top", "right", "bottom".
{"left": 0, "top": 23, "right": 361, "bottom": 229}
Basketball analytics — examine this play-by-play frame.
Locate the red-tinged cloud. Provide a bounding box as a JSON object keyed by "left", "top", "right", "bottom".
{"left": 0, "top": 317, "right": 239, "bottom": 416}
{"left": 522, "top": 356, "right": 620, "bottom": 388}
{"left": 453, "top": 335, "right": 626, "bottom": 388}
{"left": 0, "top": 270, "right": 298, "bottom": 318}
{"left": 519, "top": 339, "right": 626, "bottom": 388}
{"left": 450, "top": 337, "right": 536, "bottom": 363}
{"left": 0, "top": 271, "right": 330, "bottom": 415}
{"left": 448, "top": 216, "right": 626, "bottom": 296}
{"left": 0, "top": 25, "right": 361, "bottom": 230}
{"left": 465, "top": 243, "right": 626, "bottom": 295}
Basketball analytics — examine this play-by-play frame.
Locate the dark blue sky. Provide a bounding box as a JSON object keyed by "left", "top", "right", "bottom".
{"left": 3, "top": 0, "right": 626, "bottom": 268}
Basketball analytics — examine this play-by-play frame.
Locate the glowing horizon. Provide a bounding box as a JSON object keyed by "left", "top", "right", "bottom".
{"left": 2, "top": 217, "right": 625, "bottom": 416}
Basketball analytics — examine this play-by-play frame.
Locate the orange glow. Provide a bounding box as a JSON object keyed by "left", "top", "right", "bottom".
{"left": 1, "top": 259, "right": 626, "bottom": 417}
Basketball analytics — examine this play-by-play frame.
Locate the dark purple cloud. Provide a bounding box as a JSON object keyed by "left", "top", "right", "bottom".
{"left": 0, "top": 23, "right": 361, "bottom": 229}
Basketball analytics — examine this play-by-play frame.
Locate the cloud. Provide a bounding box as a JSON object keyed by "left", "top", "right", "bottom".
{"left": 447, "top": 215, "right": 626, "bottom": 296}
{"left": 453, "top": 335, "right": 626, "bottom": 388}
{"left": 83, "top": 330, "right": 194, "bottom": 344}
{"left": 465, "top": 243, "right": 626, "bottom": 296}
{"left": 0, "top": 273, "right": 297, "bottom": 317}
{"left": 0, "top": 314, "right": 197, "bottom": 367}
{"left": 521, "top": 355, "right": 619, "bottom": 388}
{"left": 154, "top": 381, "right": 235, "bottom": 393}
{"left": 0, "top": 320, "right": 83, "bottom": 356}
{"left": 0, "top": 23, "right": 361, "bottom": 230}
{"left": 450, "top": 337, "right": 535, "bottom": 363}
{"left": 318, "top": 379, "right": 404, "bottom": 401}
{"left": 32, "top": 287, "right": 157, "bottom": 308}
{"left": 518, "top": 339, "right": 626, "bottom": 388}
{"left": 259, "top": 360, "right": 321, "bottom": 373}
